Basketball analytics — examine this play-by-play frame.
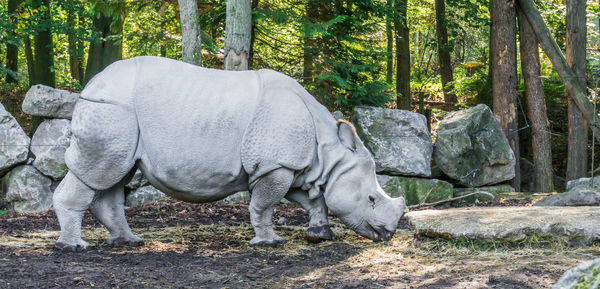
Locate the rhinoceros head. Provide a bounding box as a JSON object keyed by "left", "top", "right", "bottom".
{"left": 324, "top": 121, "right": 406, "bottom": 242}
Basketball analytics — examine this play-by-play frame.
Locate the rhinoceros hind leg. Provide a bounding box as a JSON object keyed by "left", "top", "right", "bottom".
{"left": 54, "top": 172, "right": 95, "bottom": 252}
{"left": 89, "top": 181, "right": 143, "bottom": 247}
{"left": 285, "top": 190, "right": 336, "bottom": 243}
{"left": 249, "top": 168, "right": 294, "bottom": 247}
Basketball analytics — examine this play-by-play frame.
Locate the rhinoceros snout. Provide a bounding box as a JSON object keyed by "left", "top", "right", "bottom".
{"left": 371, "top": 225, "right": 395, "bottom": 242}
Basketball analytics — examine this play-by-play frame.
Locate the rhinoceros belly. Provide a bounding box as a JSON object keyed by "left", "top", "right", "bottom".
{"left": 133, "top": 57, "right": 260, "bottom": 201}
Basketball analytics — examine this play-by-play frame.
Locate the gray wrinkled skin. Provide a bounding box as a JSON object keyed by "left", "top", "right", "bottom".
{"left": 22, "top": 85, "right": 80, "bottom": 119}
{"left": 31, "top": 119, "right": 71, "bottom": 180}
{"left": 0, "top": 103, "right": 30, "bottom": 176}
{"left": 53, "top": 56, "right": 406, "bottom": 251}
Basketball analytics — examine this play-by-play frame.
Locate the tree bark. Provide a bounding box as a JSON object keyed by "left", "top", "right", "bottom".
{"left": 394, "top": 0, "right": 411, "bottom": 110}
{"left": 516, "top": 0, "right": 600, "bottom": 143}
{"left": 518, "top": 9, "right": 553, "bottom": 192}
{"left": 566, "top": 0, "right": 588, "bottom": 181}
{"left": 490, "top": 0, "right": 520, "bottom": 191}
{"left": 6, "top": 0, "right": 22, "bottom": 83}
{"left": 248, "top": 0, "right": 259, "bottom": 69}
{"left": 83, "top": 13, "right": 124, "bottom": 85}
{"left": 178, "top": 0, "right": 202, "bottom": 66}
{"left": 67, "top": 0, "right": 83, "bottom": 83}
{"left": 33, "top": 0, "right": 55, "bottom": 88}
{"left": 224, "top": 0, "right": 252, "bottom": 71}
{"left": 24, "top": 37, "right": 35, "bottom": 86}
{"left": 386, "top": 0, "right": 394, "bottom": 84}
{"left": 435, "top": 0, "right": 457, "bottom": 109}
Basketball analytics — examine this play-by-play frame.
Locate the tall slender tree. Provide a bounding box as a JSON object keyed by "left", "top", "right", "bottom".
{"left": 248, "top": 0, "right": 259, "bottom": 69}
{"left": 224, "top": 0, "right": 252, "bottom": 70}
{"left": 178, "top": 0, "right": 202, "bottom": 66}
{"left": 67, "top": 0, "right": 84, "bottom": 83}
{"left": 6, "top": 0, "right": 22, "bottom": 83}
{"left": 435, "top": 0, "right": 456, "bottom": 109}
{"left": 394, "top": 0, "right": 410, "bottom": 110}
{"left": 490, "top": 0, "right": 520, "bottom": 191}
{"left": 386, "top": 0, "right": 394, "bottom": 84}
{"left": 33, "top": 0, "right": 55, "bottom": 88}
{"left": 518, "top": 9, "right": 553, "bottom": 192}
{"left": 566, "top": 0, "right": 587, "bottom": 181}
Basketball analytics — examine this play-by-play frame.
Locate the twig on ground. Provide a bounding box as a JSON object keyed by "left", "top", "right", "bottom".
{"left": 408, "top": 191, "right": 495, "bottom": 209}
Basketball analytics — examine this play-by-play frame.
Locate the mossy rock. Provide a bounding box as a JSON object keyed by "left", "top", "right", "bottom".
{"left": 452, "top": 184, "right": 514, "bottom": 205}
{"left": 377, "top": 175, "right": 453, "bottom": 206}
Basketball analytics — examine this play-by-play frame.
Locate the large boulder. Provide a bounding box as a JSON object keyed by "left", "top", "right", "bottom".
{"left": 125, "top": 185, "right": 167, "bottom": 207}
{"left": 434, "top": 104, "right": 515, "bottom": 187}
{"left": 377, "top": 175, "right": 453, "bottom": 206}
{"left": 22, "top": 84, "right": 79, "bottom": 119}
{"left": 30, "top": 119, "right": 71, "bottom": 180}
{"left": 351, "top": 106, "right": 432, "bottom": 177}
{"left": 405, "top": 206, "right": 600, "bottom": 245}
{"left": 534, "top": 186, "right": 600, "bottom": 206}
{"left": 566, "top": 176, "right": 600, "bottom": 191}
{"left": 224, "top": 191, "right": 251, "bottom": 203}
{"left": 552, "top": 258, "right": 600, "bottom": 289}
{"left": 0, "top": 103, "right": 30, "bottom": 176}
{"left": 5, "top": 165, "right": 53, "bottom": 213}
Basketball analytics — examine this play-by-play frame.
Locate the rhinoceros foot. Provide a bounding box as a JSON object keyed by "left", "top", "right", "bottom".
{"left": 108, "top": 235, "right": 144, "bottom": 247}
{"left": 250, "top": 236, "right": 286, "bottom": 248}
{"left": 55, "top": 240, "right": 90, "bottom": 252}
{"left": 306, "top": 225, "right": 336, "bottom": 243}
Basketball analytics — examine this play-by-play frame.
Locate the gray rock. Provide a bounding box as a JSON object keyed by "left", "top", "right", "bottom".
{"left": 405, "top": 206, "right": 600, "bottom": 244}
{"left": 332, "top": 110, "right": 344, "bottom": 120}
{"left": 534, "top": 186, "right": 600, "bottom": 206}
{"left": 31, "top": 119, "right": 71, "bottom": 180}
{"left": 434, "top": 104, "right": 515, "bottom": 187}
{"left": 22, "top": 84, "right": 79, "bottom": 119}
{"left": 0, "top": 104, "right": 30, "bottom": 176}
{"left": 5, "top": 165, "right": 53, "bottom": 213}
{"left": 452, "top": 185, "right": 514, "bottom": 205}
{"left": 552, "top": 258, "right": 600, "bottom": 289}
{"left": 223, "top": 191, "right": 250, "bottom": 203}
{"left": 125, "top": 185, "right": 167, "bottom": 207}
{"left": 125, "top": 169, "right": 149, "bottom": 190}
{"left": 377, "top": 175, "right": 453, "bottom": 206}
{"left": 352, "top": 106, "right": 432, "bottom": 177}
{"left": 566, "top": 176, "right": 600, "bottom": 191}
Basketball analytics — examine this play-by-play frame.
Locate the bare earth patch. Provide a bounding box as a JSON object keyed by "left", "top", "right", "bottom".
{"left": 0, "top": 199, "right": 598, "bottom": 288}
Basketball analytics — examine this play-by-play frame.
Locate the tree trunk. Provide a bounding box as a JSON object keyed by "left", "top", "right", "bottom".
{"left": 386, "top": 0, "right": 394, "bottom": 84}
{"left": 490, "top": 0, "right": 520, "bottom": 191}
{"left": 224, "top": 0, "right": 252, "bottom": 71}
{"left": 178, "top": 0, "right": 202, "bottom": 66}
{"left": 435, "top": 0, "right": 457, "bottom": 109}
{"left": 517, "top": 0, "right": 600, "bottom": 143}
{"left": 6, "top": 0, "right": 22, "bottom": 83}
{"left": 248, "top": 0, "right": 259, "bottom": 69}
{"left": 24, "top": 37, "right": 35, "bottom": 86}
{"left": 566, "top": 0, "right": 588, "bottom": 181}
{"left": 84, "top": 13, "right": 124, "bottom": 86}
{"left": 394, "top": 0, "right": 411, "bottom": 110}
{"left": 518, "top": 9, "right": 553, "bottom": 192}
{"left": 67, "top": 0, "right": 83, "bottom": 83}
{"left": 33, "top": 0, "right": 55, "bottom": 88}
{"left": 303, "top": 0, "right": 319, "bottom": 85}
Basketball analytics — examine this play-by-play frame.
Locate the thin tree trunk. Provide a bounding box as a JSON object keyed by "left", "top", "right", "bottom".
{"left": 6, "top": 0, "right": 22, "bottom": 83}
{"left": 24, "top": 37, "right": 35, "bottom": 86}
{"left": 518, "top": 9, "right": 553, "bottom": 193}
{"left": 386, "top": 0, "right": 394, "bottom": 84}
{"left": 67, "top": 0, "right": 83, "bottom": 83}
{"left": 33, "top": 0, "right": 55, "bottom": 88}
{"left": 394, "top": 0, "right": 411, "bottom": 110}
{"left": 248, "top": 0, "right": 259, "bottom": 69}
{"left": 435, "top": 0, "right": 457, "bottom": 109}
{"left": 566, "top": 0, "right": 588, "bottom": 181}
{"left": 178, "top": 0, "right": 202, "bottom": 66}
{"left": 84, "top": 13, "right": 124, "bottom": 85}
{"left": 224, "top": 0, "right": 252, "bottom": 71}
{"left": 303, "top": 0, "right": 319, "bottom": 84}
{"left": 490, "top": 0, "right": 520, "bottom": 191}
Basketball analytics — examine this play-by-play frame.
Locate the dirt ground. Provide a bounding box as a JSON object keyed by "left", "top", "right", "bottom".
{"left": 1, "top": 199, "right": 598, "bottom": 288}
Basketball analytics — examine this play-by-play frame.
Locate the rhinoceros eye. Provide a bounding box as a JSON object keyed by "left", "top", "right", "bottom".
{"left": 368, "top": 195, "right": 375, "bottom": 203}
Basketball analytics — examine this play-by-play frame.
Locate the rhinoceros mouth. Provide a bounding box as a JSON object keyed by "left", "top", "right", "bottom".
{"left": 368, "top": 223, "right": 394, "bottom": 242}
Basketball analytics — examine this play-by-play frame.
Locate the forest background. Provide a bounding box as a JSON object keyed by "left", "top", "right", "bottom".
{"left": 1, "top": 0, "right": 599, "bottom": 193}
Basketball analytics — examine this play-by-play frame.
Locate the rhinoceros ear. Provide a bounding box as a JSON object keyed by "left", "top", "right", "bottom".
{"left": 337, "top": 120, "right": 357, "bottom": 151}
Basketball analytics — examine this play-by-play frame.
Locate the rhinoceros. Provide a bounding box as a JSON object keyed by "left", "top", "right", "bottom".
{"left": 53, "top": 56, "right": 406, "bottom": 251}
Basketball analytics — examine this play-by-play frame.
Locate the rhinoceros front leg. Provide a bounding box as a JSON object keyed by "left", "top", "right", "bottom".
{"left": 89, "top": 183, "right": 143, "bottom": 247}
{"left": 285, "top": 190, "right": 336, "bottom": 243}
{"left": 249, "top": 167, "right": 294, "bottom": 247}
{"left": 53, "top": 172, "right": 96, "bottom": 252}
